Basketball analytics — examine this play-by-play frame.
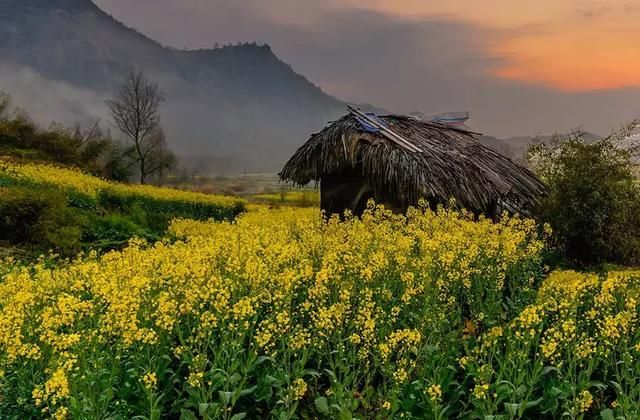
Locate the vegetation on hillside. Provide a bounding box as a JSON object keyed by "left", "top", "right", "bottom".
{"left": 0, "top": 160, "right": 245, "bottom": 255}
{"left": 0, "top": 93, "right": 126, "bottom": 180}
{"left": 0, "top": 0, "right": 345, "bottom": 173}
{"left": 251, "top": 190, "right": 320, "bottom": 208}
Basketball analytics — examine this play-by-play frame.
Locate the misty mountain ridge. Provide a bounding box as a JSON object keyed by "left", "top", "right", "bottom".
{"left": 0, "top": 0, "right": 573, "bottom": 172}
{"left": 0, "top": 0, "right": 350, "bottom": 172}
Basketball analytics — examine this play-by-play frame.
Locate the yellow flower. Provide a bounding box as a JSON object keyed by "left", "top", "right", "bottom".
{"left": 187, "top": 371, "right": 204, "bottom": 388}
{"left": 458, "top": 356, "right": 472, "bottom": 369}
{"left": 0, "top": 196, "right": 551, "bottom": 415}
{"left": 142, "top": 372, "right": 157, "bottom": 391}
{"left": 426, "top": 384, "right": 442, "bottom": 402}
{"left": 393, "top": 368, "right": 408, "bottom": 383}
{"left": 54, "top": 406, "right": 69, "bottom": 420}
{"left": 291, "top": 378, "right": 307, "bottom": 400}
{"left": 472, "top": 383, "right": 489, "bottom": 400}
{"left": 0, "top": 160, "right": 243, "bottom": 210}
{"left": 575, "top": 390, "right": 593, "bottom": 413}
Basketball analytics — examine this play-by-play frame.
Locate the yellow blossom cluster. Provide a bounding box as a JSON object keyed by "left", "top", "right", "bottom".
{"left": 457, "top": 268, "right": 640, "bottom": 417}
{"left": 509, "top": 270, "right": 640, "bottom": 364}
{"left": 575, "top": 390, "right": 594, "bottom": 413}
{"left": 425, "top": 384, "right": 442, "bottom": 402}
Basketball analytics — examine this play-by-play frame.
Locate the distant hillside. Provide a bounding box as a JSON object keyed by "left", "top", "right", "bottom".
{"left": 478, "top": 131, "right": 603, "bottom": 162}
{"left": 0, "top": 0, "right": 346, "bottom": 172}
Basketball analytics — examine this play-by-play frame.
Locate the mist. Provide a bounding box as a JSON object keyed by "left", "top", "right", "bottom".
{"left": 0, "top": 64, "right": 110, "bottom": 126}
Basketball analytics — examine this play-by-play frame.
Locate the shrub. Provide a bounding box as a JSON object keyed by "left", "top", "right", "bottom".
{"left": 528, "top": 134, "right": 640, "bottom": 266}
{"left": 0, "top": 160, "right": 246, "bottom": 256}
{"left": 0, "top": 160, "right": 246, "bottom": 220}
{"left": 83, "top": 214, "right": 156, "bottom": 252}
{"left": 0, "top": 186, "right": 84, "bottom": 254}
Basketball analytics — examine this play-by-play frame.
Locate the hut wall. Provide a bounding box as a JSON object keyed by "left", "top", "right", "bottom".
{"left": 320, "top": 172, "right": 373, "bottom": 216}
{"left": 320, "top": 172, "right": 410, "bottom": 216}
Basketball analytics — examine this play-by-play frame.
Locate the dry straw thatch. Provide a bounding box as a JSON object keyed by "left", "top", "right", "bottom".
{"left": 280, "top": 112, "right": 547, "bottom": 216}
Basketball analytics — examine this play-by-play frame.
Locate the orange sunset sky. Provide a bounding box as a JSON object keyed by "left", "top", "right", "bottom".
{"left": 301, "top": 0, "right": 640, "bottom": 92}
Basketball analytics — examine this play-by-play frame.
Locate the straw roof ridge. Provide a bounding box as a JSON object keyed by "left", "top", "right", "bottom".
{"left": 279, "top": 113, "right": 547, "bottom": 215}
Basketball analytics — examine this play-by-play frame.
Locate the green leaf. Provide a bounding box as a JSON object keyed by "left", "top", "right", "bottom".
{"left": 198, "top": 403, "right": 210, "bottom": 417}
{"left": 600, "top": 408, "right": 615, "bottom": 420}
{"left": 255, "top": 355, "right": 275, "bottom": 366}
{"left": 179, "top": 409, "right": 198, "bottom": 420}
{"left": 315, "top": 396, "right": 330, "bottom": 414}
{"left": 608, "top": 381, "right": 623, "bottom": 393}
{"left": 230, "top": 413, "right": 247, "bottom": 420}
{"left": 525, "top": 397, "right": 543, "bottom": 409}
{"left": 151, "top": 408, "right": 162, "bottom": 420}
{"left": 504, "top": 403, "right": 520, "bottom": 416}
{"left": 338, "top": 408, "right": 353, "bottom": 420}
{"left": 219, "top": 391, "right": 233, "bottom": 404}
{"left": 240, "top": 385, "right": 258, "bottom": 397}
{"left": 304, "top": 368, "right": 321, "bottom": 378}
{"left": 549, "top": 387, "right": 563, "bottom": 397}
{"left": 265, "top": 375, "right": 278, "bottom": 385}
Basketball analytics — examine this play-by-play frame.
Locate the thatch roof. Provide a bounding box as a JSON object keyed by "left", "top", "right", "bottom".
{"left": 279, "top": 112, "right": 547, "bottom": 215}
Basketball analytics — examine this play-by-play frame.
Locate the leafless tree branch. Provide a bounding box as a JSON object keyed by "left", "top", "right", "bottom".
{"left": 106, "top": 70, "right": 165, "bottom": 184}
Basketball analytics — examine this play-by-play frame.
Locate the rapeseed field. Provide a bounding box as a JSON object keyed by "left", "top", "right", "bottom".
{"left": 0, "top": 202, "right": 637, "bottom": 418}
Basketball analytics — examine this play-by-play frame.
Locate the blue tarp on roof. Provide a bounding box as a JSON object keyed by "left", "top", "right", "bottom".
{"left": 355, "top": 113, "right": 388, "bottom": 133}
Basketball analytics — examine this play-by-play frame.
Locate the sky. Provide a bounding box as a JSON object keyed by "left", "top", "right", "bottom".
{"left": 94, "top": 0, "right": 640, "bottom": 137}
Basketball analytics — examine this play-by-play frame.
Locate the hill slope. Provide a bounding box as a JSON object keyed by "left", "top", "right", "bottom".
{"left": 0, "top": 0, "right": 346, "bottom": 172}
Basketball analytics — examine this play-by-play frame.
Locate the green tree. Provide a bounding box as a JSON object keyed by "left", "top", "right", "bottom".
{"left": 528, "top": 131, "right": 640, "bottom": 266}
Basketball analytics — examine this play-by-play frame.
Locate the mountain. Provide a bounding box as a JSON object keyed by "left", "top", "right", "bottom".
{"left": 0, "top": 0, "right": 346, "bottom": 172}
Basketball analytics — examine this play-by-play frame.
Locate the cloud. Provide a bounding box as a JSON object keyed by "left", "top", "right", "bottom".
{"left": 0, "top": 63, "right": 110, "bottom": 125}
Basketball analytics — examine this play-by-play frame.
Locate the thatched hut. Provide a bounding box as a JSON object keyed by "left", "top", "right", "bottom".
{"left": 279, "top": 109, "right": 546, "bottom": 218}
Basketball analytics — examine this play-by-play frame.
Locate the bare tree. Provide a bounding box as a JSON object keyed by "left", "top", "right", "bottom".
{"left": 106, "top": 70, "right": 165, "bottom": 184}
{"left": 71, "top": 118, "right": 102, "bottom": 149}
{"left": 0, "top": 92, "right": 11, "bottom": 121}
